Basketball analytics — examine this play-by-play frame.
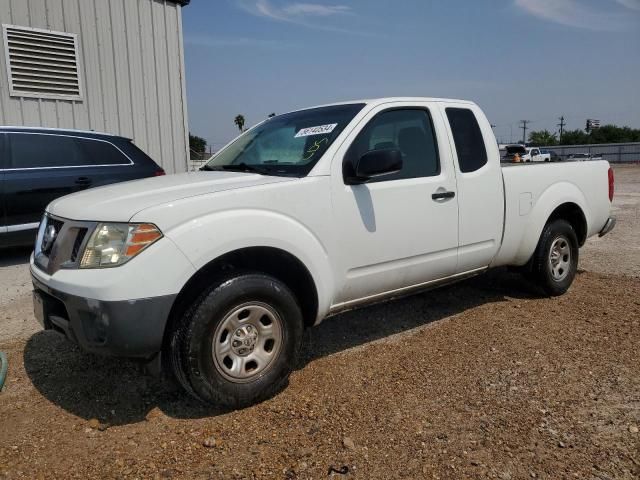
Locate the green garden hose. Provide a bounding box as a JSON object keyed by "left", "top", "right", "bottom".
{"left": 0, "top": 352, "right": 7, "bottom": 391}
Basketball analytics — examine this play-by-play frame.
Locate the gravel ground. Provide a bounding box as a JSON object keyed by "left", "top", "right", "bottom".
{"left": 1, "top": 165, "right": 639, "bottom": 479}
{"left": 0, "top": 250, "right": 33, "bottom": 344}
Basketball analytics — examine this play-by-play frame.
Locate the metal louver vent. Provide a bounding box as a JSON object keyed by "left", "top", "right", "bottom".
{"left": 2, "top": 24, "right": 82, "bottom": 100}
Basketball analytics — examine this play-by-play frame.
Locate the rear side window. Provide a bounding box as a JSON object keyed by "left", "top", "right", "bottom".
{"left": 8, "top": 133, "right": 129, "bottom": 169}
{"left": 446, "top": 108, "right": 488, "bottom": 173}
{"left": 0, "top": 134, "right": 5, "bottom": 169}
{"left": 346, "top": 109, "right": 440, "bottom": 182}
{"left": 75, "top": 138, "right": 129, "bottom": 166}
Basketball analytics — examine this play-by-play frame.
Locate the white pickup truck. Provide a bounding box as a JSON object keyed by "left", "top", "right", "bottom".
{"left": 523, "top": 147, "right": 551, "bottom": 162}
{"left": 31, "top": 97, "right": 616, "bottom": 408}
{"left": 508, "top": 146, "right": 551, "bottom": 162}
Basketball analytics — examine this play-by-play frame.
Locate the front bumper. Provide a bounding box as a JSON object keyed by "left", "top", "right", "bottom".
{"left": 31, "top": 273, "right": 175, "bottom": 358}
{"left": 599, "top": 216, "right": 616, "bottom": 237}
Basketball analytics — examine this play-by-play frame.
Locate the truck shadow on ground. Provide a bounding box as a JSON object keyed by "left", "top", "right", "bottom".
{"left": 23, "top": 268, "right": 540, "bottom": 426}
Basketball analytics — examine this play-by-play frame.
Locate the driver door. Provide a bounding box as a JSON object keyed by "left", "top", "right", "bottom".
{"left": 330, "top": 102, "right": 459, "bottom": 305}
{"left": 531, "top": 148, "right": 540, "bottom": 161}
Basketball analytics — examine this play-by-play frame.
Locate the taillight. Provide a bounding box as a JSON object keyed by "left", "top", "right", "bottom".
{"left": 608, "top": 167, "right": 614, "bottom": 202}
{"left": 154, "top": 169, "right": 166, "bottom": 176}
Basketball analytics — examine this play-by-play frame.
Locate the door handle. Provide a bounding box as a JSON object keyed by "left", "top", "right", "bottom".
{"left": 432, "top": 190, "right": 455, "bottom": 201}
{"left": 75, "top": 177, "right": 92, "bottom": 186}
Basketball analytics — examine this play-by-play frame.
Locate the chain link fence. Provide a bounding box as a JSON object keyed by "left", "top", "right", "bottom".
{"left": 543, "top": 142, "right": 640, "bottom": 163}
{"left": 189, "top": 148, "right": 214, "bottom": 171}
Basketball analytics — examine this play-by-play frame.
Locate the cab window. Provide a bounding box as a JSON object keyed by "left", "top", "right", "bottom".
{"left": 345, "top": 108, "right": 440, "bottom": 182}
{"left": 446, "top": 108, "right": 488, "bottom": 173}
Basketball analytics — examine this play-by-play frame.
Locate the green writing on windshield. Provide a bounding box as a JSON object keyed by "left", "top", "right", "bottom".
{"left": 303, "top": 137, "right": 329, "bottom": 161}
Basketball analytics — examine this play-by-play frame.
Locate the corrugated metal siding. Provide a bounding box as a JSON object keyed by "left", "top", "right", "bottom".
{"left": 0, "top": 0, "right": 189, "bottom": 173}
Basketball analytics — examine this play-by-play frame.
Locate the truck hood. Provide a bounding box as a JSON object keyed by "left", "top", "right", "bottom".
{"left": 47, "top": 171, "right": 295, "bottom": 222}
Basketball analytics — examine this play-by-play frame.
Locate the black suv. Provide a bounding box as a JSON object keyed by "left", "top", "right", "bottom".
{"left": 1, "top": 127, "right": 165, "bottom": 247}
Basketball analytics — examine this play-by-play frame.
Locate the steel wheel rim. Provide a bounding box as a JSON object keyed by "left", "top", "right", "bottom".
{"left": 549, "top": 236, "right": 571, "bottom": 281}
{"left": 212, "top": 302, "right": 283, "bottom": 383}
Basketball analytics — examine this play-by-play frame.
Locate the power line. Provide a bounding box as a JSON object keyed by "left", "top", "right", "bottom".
{"left": 557, "top": 116, "right": 566, "bottom": 143}
{"left": 519, "top": 120, "right": 530, "bottom": 144}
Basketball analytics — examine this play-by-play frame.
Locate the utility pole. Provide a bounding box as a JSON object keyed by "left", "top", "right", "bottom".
{"left": 557, "top": 116, "right": 566, "bottom": 144}
{"left": 519, "top": 120, "right": 530, "bottom": 145}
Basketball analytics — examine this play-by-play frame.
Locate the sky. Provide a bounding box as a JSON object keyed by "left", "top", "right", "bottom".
{"left": 182, "top": 0, "right": 640, "bottom": 149}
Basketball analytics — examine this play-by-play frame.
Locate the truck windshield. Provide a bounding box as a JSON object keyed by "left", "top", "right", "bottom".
{"left": 203, "top": 103, "right": 365, "bottom": 177}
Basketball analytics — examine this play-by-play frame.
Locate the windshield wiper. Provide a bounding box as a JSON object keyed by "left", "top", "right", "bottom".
{"left": 200, "top": 162, "right": 298, "bottom": 177}
{"left": 221, "top": 163, "right": 271, "bottom": 174}
{"left": 200, "top": 163, "right": 269, "bottom": 174}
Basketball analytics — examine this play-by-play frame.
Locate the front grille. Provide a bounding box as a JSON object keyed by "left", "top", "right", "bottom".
{"left": 41, "top": 217, "right": 64, "bottom": 256}
{"left": 35, "top": 216, "right": 96, "bottom": 274}
{"left": 70, "top": 228, "right": 88, "bottom": 262}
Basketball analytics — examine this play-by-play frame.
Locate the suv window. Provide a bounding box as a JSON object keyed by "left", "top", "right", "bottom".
{"left": 445, "top": 108, "right": 488, "bottom": 173}
{"left": 75, "top": 138, "right": 130, "bottom": 166}
{"left": 8, "top": 133, "right": 128, "bottom": 169}
{"left": 0, "top": 134, "right": 5, "bottom": 169}
{"left": 345, "top": 109, "right": 439, "bottom": 182}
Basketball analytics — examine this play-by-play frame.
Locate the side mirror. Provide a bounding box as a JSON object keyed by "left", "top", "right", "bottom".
{"left": 346, "top": 149, "right": 403, "bottom": 184}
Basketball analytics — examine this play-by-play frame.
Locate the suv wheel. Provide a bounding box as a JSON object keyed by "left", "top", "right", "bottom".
{"left": 169, "top": 272, "right": 303, "bottom": 408}
{"left": 530, "top": 219, "right": 579, "bottom": 296}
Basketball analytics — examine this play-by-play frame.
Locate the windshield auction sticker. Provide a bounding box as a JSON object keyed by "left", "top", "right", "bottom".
{"left": 295, "top": 124, "right": 338, "bottom": 138}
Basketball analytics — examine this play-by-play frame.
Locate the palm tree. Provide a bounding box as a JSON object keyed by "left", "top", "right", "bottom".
{"left": 528, "top": 129, "right": 558, "bottom": 147}
{"left": 234, "top": 114, "right": 245, "bottom": 133}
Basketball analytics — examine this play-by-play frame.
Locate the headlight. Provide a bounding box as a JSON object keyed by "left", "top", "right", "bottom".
{"left": 80, "top": 223, "right": 162, "bottom": 268}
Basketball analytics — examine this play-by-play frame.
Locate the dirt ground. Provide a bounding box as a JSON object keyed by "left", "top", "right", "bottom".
{"left": 1, "top": 165, "right": 639, "bottom": 480}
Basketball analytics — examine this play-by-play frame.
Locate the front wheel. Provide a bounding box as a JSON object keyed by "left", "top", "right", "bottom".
{"left": 169, "top": 273, "right": 303, "bottom": 408}
{"left": 529, "top": 219, "right": 579, "bottom": 296}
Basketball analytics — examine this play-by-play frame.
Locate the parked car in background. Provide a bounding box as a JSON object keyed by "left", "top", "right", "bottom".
{"left": 568, "top": 153, "right": 602, "bottom": 161}
{"left": 523, "top": 147, "right": 551, "bottom": 162}
{"left": 502, "top": 144, "right": 527, "bottom": 162}
{"left": 1, "top": 127, "right": 165, "bottom": 247}
{"left": 541, "top": 149, "right": 562, "bottom": 162}
{"left": 30, "top": 97, "right": 615, "bottom": 408}
{"left": 568, "top": 153, "right": 589, "bottom": 161}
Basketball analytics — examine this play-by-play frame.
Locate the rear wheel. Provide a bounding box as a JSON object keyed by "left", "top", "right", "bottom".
{"left": 169, "top": 272, "right": 303, "bottom": 408}
{"left": 529, "top": 219, "right": 579, "bottom": 296}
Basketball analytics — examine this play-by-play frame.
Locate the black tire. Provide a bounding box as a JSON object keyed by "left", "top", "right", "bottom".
{"left": 169, "top": 272, "right": 303, "bottom": 408}
{"left": 529, "top": 219, "right": 579, "bottom": 296}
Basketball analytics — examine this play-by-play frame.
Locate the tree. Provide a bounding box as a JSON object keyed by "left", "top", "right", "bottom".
{"left": 559, "top": 129, "right": 590, "bottom": 145}
{"left": 556, "top": 125, "right": 640, "bottom": 145}
{"left": 234, "top": 114, "right": 246, "bottom": 132}
{"left": 528, "top": 130, "right": 557, "bottom": 146}
{"left": 189, "top": 133, "right": 207, "bottom": 154}
{"left": 589, "top": 125, "right": 640, "bottom": 144}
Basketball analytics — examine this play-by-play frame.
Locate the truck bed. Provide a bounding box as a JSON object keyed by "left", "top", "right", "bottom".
{"left": 492, "top": 160, "right": 612, "bottom": 267}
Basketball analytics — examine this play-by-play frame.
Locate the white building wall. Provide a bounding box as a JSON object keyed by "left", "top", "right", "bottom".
{"left": 0, "top": 0, "right": 189, "bottom": 173}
